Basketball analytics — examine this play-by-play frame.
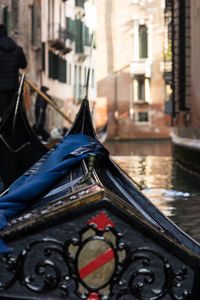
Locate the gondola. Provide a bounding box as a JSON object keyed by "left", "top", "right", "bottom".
{"left": 0, "top": 76, "right": 48, "bottom": 189}
{"left": 0, "top": 97, "right": 200, "bottom": 300}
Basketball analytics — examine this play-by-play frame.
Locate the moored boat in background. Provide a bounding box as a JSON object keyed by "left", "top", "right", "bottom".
{"left": 0, "top": 76, "right": 48, "bottom": 189}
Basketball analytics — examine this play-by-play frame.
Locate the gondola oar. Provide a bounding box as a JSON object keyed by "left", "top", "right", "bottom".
{"left": 22, "top": 77, "right": 73, "bottom": 124}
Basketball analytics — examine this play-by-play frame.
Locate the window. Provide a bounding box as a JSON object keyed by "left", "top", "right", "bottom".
{"left": 83, "top": 24, "right": 90, "bottom": 46}
{"left": 49, "top": 51, "right": 58, "bottom": 79}
{"left": 134, "top": 75, "right": 145, "bottom": 102}
{"left": 134, "top": 75, "right": 151, "bottom": 103}
{"left": 58, "top": 58, "right": 67, "bottom": 83}
{"left": 67, "top": 17, "right": 73, "bottom": 32}
{"left": 74, "top": 18, "right": 83, "bottom": 53}
{"left": 68, "top": 63, "right": 71, "bottom": 85}
{"left": 139, "top": 25, "right": 148, "bottom": 58}
{"left": 137, "top": 112, "right": 149, "bottom": 122}
{"left": 73, "top": 19, "right": 92, "bottom": 53}
{"left": 137, "top": 76, "right": 145, "bottom": 101}
{"left": 2, "top": 6, "right": 10, "bottom": 34}
{"left": 48, "top": 51, "right": 67, "bottom": 83}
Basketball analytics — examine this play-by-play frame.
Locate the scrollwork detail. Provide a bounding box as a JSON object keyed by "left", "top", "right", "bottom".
{"left": 0, "top": 233, "right": 195, "bottom": 298}
{"left": 0, "top": 238, "right": 72, "bottom": 295}
{"left": 0, "top": 253, "right": 18, "bottom": 290}
{"left": 116, "top": 249, "right": 192, "bottom": 300}
{"left": 19, "top": 239, "right": 67, "bottom": 293}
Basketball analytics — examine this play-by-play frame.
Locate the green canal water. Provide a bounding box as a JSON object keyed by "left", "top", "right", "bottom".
{"left": 105, "top": 139, "right": 200, "bottom": 243}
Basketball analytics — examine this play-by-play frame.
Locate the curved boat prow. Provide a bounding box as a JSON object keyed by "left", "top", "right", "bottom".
{"left": 67, "top": 98, "right": 97, "bottom": 138}
{"left": 0, "top": 93, "right": 200, "bottom": 299}
{"left": 0, "top": 81, "right": 48, "bottom": 188}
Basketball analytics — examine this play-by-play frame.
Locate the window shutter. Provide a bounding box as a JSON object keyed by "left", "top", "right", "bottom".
{"left": 3, "top": 6, "right": 10, "bottom": 34}
{"left": 53, "top": 53, "right": 59, "bottom": 79}
{"left": 75, "top": 19, "right": 83, "bottom": 53}
{"left": 48, "top": 50, "right": 53, "bottom": 78}
{"left": 58, "top": 57, "right": 67, "bottom": 83}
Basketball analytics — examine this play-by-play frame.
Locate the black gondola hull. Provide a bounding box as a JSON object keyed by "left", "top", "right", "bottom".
{"left": 0, "top": 95, "right": 47, "bottom": 187}
{"left": 0, "top": 99, "right": 200, "bottom": 299}
{"left": 0, "top": 188, "right": 200, "bottom": 299}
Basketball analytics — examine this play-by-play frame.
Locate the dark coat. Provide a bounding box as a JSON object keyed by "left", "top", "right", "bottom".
{"left": 0, "top": 35, "right": 27, "bottom": 91}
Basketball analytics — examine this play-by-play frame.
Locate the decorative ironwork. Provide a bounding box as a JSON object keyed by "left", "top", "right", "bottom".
{"left": 87, "top": 292, "right": 100, "bottom": 300}
{"left": 0, "top": 212, "right": 195, "bottom": 299}
{"left": 88, "top": 211, "right": 115, "bottom": 230}
{"left": 115, "top": 249, "right": 191, "bottom": 300}
{"left": 0, "top": 239, "right": 71, "bottom": 297}
{"left": 0, "top": 253, "right": 18, "bottom": 290}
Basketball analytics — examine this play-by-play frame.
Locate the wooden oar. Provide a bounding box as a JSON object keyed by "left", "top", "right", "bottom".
{"left": 24, "top": 77, "right": 73, "bottom": 124}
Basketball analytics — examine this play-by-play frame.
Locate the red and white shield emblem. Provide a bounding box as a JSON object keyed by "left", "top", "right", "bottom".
{"left": 67, "top": 212, "right": 126, "bottom": 299}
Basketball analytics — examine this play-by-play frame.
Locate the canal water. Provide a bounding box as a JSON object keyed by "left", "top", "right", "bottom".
{"left": 105, "top": 139, "right": 200, "bottom": 243}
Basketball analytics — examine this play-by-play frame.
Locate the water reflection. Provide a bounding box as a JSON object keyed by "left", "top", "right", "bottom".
{"left": 113, "top": 156, "right": 175, "bottom": 217}
{"left": 105, "top": 139, "right": 172, "bottom": 156}
{"left": 113, "top": 156, "right": 173, "bottom": 190}
{"left": 105, "top": 140, "right": 200, "bottom": 243}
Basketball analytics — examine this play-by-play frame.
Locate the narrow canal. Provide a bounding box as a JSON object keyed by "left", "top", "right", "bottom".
{"left": 105, "top": 139, "right": 200, "bottom": 243}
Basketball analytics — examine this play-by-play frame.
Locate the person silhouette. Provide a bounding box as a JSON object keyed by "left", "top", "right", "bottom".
{"left": 0, "top": 24, "right": 27, "bottom": 118}
{"left": 33, "top": 86, "right": 50, "bottom": 141}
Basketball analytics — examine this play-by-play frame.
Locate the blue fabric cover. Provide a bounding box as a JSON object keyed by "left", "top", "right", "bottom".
{"left": 0, "top": 134, "right": 108, "bottom": 253}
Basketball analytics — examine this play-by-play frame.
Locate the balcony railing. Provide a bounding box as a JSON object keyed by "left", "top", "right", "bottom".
{"left": 160, "top": 59, "right": 172, "bottom": 73}
{"left": 48, "top": 23, "right": 74, "bottom": 52}
{"left": 59, "top": 27, "right": 74, "bottom": 42}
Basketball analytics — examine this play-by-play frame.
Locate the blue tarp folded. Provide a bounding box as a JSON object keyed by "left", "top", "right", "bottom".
{"left": 0, "top": 134, "right": 108, "bottom": 253}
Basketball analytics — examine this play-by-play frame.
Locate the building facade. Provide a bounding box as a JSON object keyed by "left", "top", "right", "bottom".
{"left": 0, "top": 0, "right": 42, "bottom": 85}
{"left": 41, "top": 0, "right": 96, "bottom": 130}
{"left": 170, "top": 0, "right": 200, "bottom": 174}
{"left": 96, "top": 0, "right": 171, "bottom": 139}
{"left": 0, "top": 0, "right": 96, "bottom": 132}
{"left": 0, "top": 0, "right": 42, "bottom": 123}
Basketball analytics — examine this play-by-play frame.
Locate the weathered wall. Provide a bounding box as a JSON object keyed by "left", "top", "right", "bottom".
{"left": 96, "top": 0, "right": 171, "bottom": 139}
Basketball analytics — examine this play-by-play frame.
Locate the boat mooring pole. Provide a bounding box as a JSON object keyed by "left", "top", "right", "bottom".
{"left": 12, "top": 72, "right": 25, "bottom": 132}
{"left": 85, "top": 33, "right": 94, "bottom": 99}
